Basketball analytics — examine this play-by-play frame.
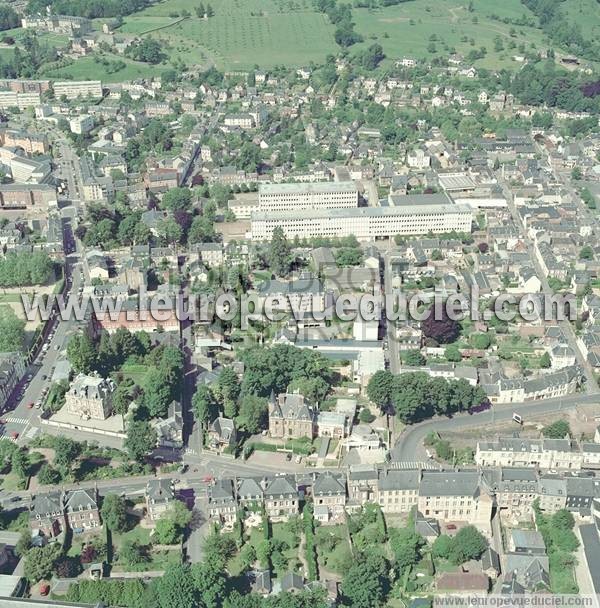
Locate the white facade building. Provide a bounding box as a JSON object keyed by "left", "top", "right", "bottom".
{"left": 251, "top": 193, "right": 472, "bottom": 242}
{"left": 53, "top": 81, "right": 103, "bottom": 100}
{"left": 258, "top": 181, "right": 359, "bottom": 212}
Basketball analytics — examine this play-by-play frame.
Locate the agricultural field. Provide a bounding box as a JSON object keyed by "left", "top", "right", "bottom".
{"left": 118, "top": 0, "right": 338, "bottom": 70}
{"left": 352, "top": 0, "right": 549, "bottom": 70}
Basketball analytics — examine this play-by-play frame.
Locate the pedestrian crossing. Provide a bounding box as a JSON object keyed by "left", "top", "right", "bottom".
{"left": 2, "top": 417, "right": 28, "bottom": 426}
{"left": 388, "top": 460, "right": 440, "bottom": 470}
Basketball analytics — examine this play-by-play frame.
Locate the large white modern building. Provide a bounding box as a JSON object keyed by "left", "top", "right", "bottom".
{"left": 53, "top": 80, "right": 103, "bottom": 100}
{"left": 251, "top": 193, "right": 472, "bottom": 241}
{"left": 258, "top": 181, "right": 359, "bottom": 212}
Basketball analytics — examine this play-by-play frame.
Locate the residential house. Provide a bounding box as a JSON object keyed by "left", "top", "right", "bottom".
{"left": 268, "top": 392, "right": 317, "bottom": 440}
{"left": 146, "top": 478, "right": 174, "bottom": 522}
{"left": 312, "top": 472, "right": 346, "bottom": 523}
{"left": 263, "top": 476, "right": 299, "bottom": 521}
{"left": 208, "top": 479, "right": 238, "bottom": 524}
{"left": 64, "top": 488, "right": 101, "bottom": 533}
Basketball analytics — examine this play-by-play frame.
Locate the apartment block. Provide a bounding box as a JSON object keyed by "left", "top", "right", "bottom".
{"left": 0, "top": 91, "right": 41, "bottom": 109}
{"left": 53, "top": 80, "right": 103, "bottom": 100}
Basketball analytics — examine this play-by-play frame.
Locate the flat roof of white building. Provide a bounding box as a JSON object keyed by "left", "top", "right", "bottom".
{"left": 259, "top": 180, "right": 358, "bottom": 195}
{"left": 252, "top": 197, "right": 469, "bottom": 221}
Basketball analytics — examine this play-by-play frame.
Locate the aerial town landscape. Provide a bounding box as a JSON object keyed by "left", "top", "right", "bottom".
{"left": 1, "top": 0, "right": 600, "bottom": 607}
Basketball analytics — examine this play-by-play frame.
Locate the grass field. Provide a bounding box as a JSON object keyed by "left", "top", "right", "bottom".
{"left": 113, "top": 0, "right": 551, "bottom": 71}
{"left": 41, "top": 53, "right": 163, "bottom": 82}
{"left": 561, "top": 0, "right": 600, "bottom": 39}
{"left": 118, "top": 0, "right": 338, "bottom": 70}
{"left": 352, "top": 0, "right": 549, "bottom": 70}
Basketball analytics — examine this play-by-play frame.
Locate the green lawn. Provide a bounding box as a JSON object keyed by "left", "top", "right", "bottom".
{"left": 120, "top": 363, "right": 151, "bottom": 388}
{"left": 111, "top": 525, "right": 181, "bottom": 572}
{"left": 41, "top": 53, "right": 164, "bottom": 83}
{"left": 352, "top": 0, "right": 549, "bottom": 70}
{"left": 0, "top": 294, "right": 23, "bottom": 303}
{"left": 316, "top": 524, "right": 352, "bottom": 575}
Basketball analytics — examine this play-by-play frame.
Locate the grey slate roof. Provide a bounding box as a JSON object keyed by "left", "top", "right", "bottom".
{"left": 419, "top": 471, "right": 480, "bottom": 498}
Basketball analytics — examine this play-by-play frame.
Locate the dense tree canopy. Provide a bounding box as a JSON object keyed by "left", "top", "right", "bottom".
{"left": 0, "top": 252, "right": 54, "bottom": 287}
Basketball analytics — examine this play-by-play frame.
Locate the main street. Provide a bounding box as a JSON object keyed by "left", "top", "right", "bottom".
{"left": 391, "top": 391, "right": 600, "bottom": 461}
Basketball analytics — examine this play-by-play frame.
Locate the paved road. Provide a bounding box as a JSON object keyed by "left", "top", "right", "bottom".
{"left": 391, "top": 392, "right": 600, "bottom": 461}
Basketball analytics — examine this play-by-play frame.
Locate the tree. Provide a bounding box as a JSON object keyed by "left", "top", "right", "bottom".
{"left": 67, "top": 333, "right": 97, "bottom": 374}
{"left": 11, "top": 448, "right": 28, "bottom": 479}
{"left": 542, "top": 419, "right": 571, "bottom": 439}
{"left": 0, "top": 309, "right": 25, "bottom": 352}
{"left": 359, "top": 43, "right": 385, "bottom": 70}
{"left": 188, "top": 215, "right": 216, "bottom": 243}
{"left": 571, "top": 167, "right": 582, "bottom": 180}
{"left": 579, "top": 245, "right": 594, "bottom": 260}
{"left": 154, "top": 517, "right": 180, "bottom": 545}
{"left": 237, "top": 394, "right": 268, "bottom": 434}
{"left": 367, "top": 370, "right": 394, "bottom": 411}
{"left": 401, "top": 350, "right": 426, "bottom": 366}
{"left": 0, "top": 6, "right": 19, "bottom": 31}
{"left": 53, "top": 436, "right": 81, "bottom": 473}
{"left": 267, "top": 226, "right": 292, "bottom": 277}
{"left": 161, "top": 187, "right": 192, "bottom": 212}
{"left": 389, "top": 527, "right": 425, "bottom": 570}
{"left": 422, "top": 307, "right": 460, "bottom": 344}
{"left": 120, "top": 540, "right": 149, "bottom": 568}
{"left": 166, "top": 500, "right": 192, "bottom": 529}
{"left": 341, "top": 552, "right": 389, "bottom": 608}
{"left": 470, "top": 333, "right": 491, "bottom": 350}
{"left": 450, "top": 525, "right": 488, "bottom": 564}
{"left": 126, "top": 38, "right": 166, "bottom": 64}
{"left": 156, "top": 564, "right": 197, "bottom": 608}
{"left": 432, "top": 534, "right": 454, "bottom": 560}
{"left": 125, "top": 420, "right": 157, "bottom": 461}
{"left": 156, "top": 218, "right": 183, "bottom": 246}
{"left": 101, "top": 494, "right": 128, "bottom": 533}
{"left": 445, "top": 345, "right": 462, "bottom": 362}
{"left": 37, "top": 464, "right": 61, "bottom": 486}
{"left": 24, "top": 543, "right": 62, "bottom": 582}
{"left": 540, "top": 351, "right": 551, "bottom": 369}
{"left": 143, "top": 369, "right": 173, "bottom": 418}
{"left": 113, "top": 378, "right": 136, "bottom": 415}
{"left": 215, "top": 367, "right": 241, "bottom": 418}
{"left": 192, "top": 384, "right": 219, "bottom": 427}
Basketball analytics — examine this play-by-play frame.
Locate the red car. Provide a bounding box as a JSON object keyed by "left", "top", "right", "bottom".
{"left": 10, "top": 431, "right": 18, "bottom": 439}
{"left": 40, "top": 583, "right": 50, "bottom": 597}
{"left": 27, "top": 402, "right": 34, "bottom": 409}
{"left": 203, "top": 475, "right": 214, "bottom": 483}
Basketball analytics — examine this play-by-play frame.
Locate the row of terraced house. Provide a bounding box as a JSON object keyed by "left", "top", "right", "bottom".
{"left": 208, "top": 467, "right": 600, "bottom": 536}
